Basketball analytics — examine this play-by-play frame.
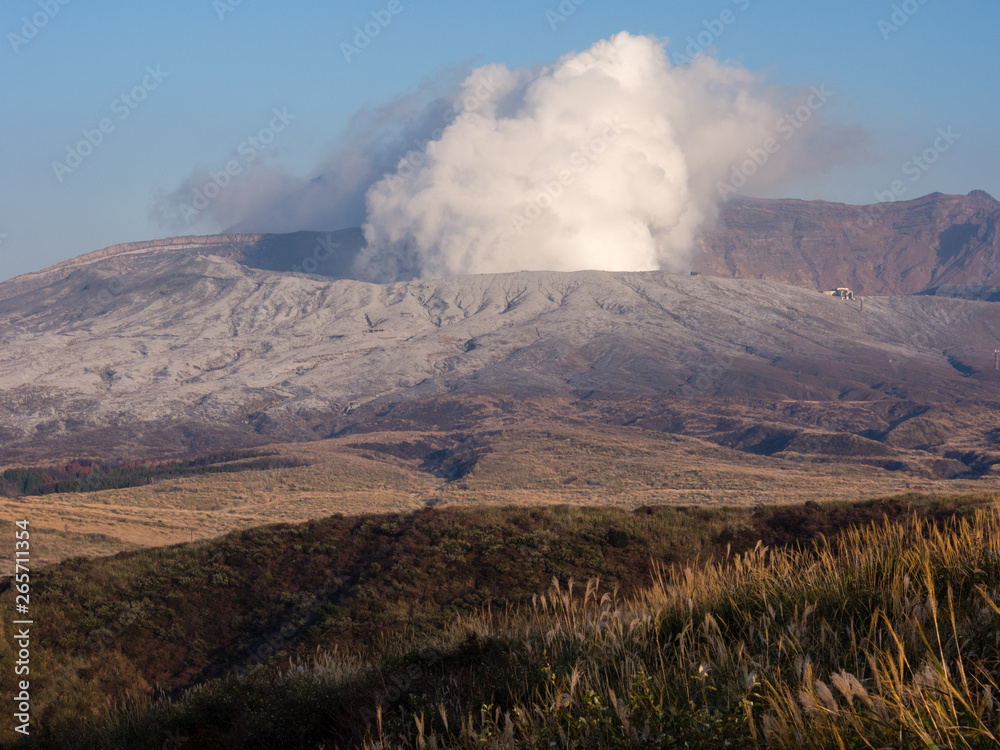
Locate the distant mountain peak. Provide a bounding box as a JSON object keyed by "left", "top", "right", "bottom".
{"left": 968, "top": 188, "right": 997, "bottom": 203}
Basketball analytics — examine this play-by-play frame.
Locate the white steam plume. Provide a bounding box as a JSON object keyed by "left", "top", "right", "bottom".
{"left": 360, "top": 32, "right": 830, "bottom": 279}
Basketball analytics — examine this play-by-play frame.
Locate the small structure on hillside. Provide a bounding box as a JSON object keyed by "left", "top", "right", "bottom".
{"left": 822, "top": 287, "right": 855, "bottom": 300}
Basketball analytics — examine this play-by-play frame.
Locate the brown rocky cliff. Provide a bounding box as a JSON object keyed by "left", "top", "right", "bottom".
{"left": 692, "top": 190, "right": 1000, "bottom": 295}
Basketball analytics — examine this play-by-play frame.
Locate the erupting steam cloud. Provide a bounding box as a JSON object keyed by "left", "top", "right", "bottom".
{"left": 153, "top": 32, "right": 859, "bottom": 281}
{"left": 359, "top": 32, "right": 834, "bottom": 279}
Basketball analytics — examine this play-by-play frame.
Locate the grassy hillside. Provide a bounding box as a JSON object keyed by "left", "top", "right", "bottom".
{"left": 1, "top": 493, "right": 998, "bottom": 748}
{"left": 5, "top": 416, "right": 1000, "bottom": 574}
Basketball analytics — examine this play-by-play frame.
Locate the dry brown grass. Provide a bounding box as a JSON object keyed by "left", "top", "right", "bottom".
{"left": 23, "top": 495, "right": 1000, "bottom": 748}
{"left": 6, "top": 420, "right": 1000, "bottom": 572}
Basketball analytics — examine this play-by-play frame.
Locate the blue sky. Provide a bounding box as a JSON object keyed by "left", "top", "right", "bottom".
{"left": 2, "top": 0, "right": 997, "bottom": 281}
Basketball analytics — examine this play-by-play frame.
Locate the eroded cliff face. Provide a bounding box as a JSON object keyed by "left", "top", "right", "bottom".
{"left": 692, "top": 191, "right": 1000, "bottom": 295}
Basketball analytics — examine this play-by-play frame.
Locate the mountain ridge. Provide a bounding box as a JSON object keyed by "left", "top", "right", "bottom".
{"left": 693, "top": 189, "right": 1000, "bottom": 295}
{"left": 2, "top": 256, "right": 999, "bottom": 460}
{"left": 2, "top": 191, "right": 998, "bottom": 302}
{"left": 2, "top": 190, "right": 999, "bottom": 463}
{"left": 0, "top": 229, "right": 366, "bottom": 303}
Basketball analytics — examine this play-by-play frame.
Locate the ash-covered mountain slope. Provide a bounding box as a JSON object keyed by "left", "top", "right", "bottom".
{"left": 1, "top": 251, "right": 998, "bottom": 460}
{"left": 3, "top": 191, "right": 998, "bottom": 304}
{"left": 0, "top": 228, "right": 366, "bottom": 302}
{"left": 692, "top": 190, "right": 1000, "bottom": 295}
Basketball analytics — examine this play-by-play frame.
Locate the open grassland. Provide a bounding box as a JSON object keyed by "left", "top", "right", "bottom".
{"left": 420, "top": 424, "right": 999, "bottom": 508}
{"left": 3, "top": 419, "right": 999, "bottom": 572}
{"left": 0, "top": 443, "right": 435, "bottom": 572}
{"left": 2, "top": 493, "right": 999, "bottom": 748}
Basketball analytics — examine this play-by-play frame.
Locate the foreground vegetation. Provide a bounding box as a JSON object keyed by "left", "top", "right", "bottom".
{"left": 3, "top": 493, "right": 1000, "bottom": 748}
